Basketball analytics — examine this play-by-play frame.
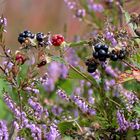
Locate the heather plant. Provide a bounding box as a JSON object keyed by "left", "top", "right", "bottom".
{"left": 1, "top": 0, "right": 140, "bottom": 140}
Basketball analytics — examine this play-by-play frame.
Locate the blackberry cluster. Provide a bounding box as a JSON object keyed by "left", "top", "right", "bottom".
{"left": 36, "top": 32, "right": 45, "bottom": 46}
{"left": 93, "top": 44, "right": 109, "bottom": 62}
{"left": 18, "top": 30, "right": 35, "bottom": 44}
{"left": 110, "top": 49, "right": 126, "bottom": 61}
{"left": 85, "top": 43, "right": 126, "bottom": 73}
{"left": 85, "top": 58, "right": 98, "bottom": 73}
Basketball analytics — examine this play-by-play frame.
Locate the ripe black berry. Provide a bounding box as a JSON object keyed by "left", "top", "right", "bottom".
{"left": 94, "top": 44, "right": 101, "bottom": 52}
{"left": 101, "top": 45, "right": 108, "bottom": 52}
{"left": 87, "top": 65, "right": 97, "bottom": 73}
{"left": 118, "top": 50, "right": 126, "bottom": 59}
{"left": 110, "top": 54, "right": 118, "bottom": 61}
{"left": 18, "top": 36, "right": 25, "bottom": 44}
{"left": 99, "top": 57, "right": 106, "bottom": 61}
{"left": 98, "top": 49, "right": 106, "bottom": 57}
{"left": 93, "top": 52, "right": 99, "bottom": 59}
{"left": 36, "top": 32, "right": 44, "bottom": 42}
{"left": 18, "top": 30, "right": 34, "bottom": 44}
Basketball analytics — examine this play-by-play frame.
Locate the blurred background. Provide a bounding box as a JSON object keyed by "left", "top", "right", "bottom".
{"left": 0, "top": 0, "right": 86, "bottom": 49}
{"left": 0, "top": 0, "right": 140, "bottom": 49}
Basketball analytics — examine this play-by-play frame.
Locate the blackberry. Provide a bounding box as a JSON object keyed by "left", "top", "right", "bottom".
{"left": 98, "top": 49, "right": 106, "bottom": 57}
{"left": 18, "top": 30, "right": 34, "bottom": 44}
{"left": 118, "top": 50, "right": 126, "bottom": 59}
{"left": 94, "top": 44, "right": 101, "bottom": 52}
{"left": 36, "top": 32, "right": 44, "bottom": 42}
{"left": 87, "top": 65, "right": 97, "bottom": 73}
{"left": 85, "top": 58, "right": 98, "bottom": 73}
{"left": 101, "top": 44, "right": 108, "bottom": 52}
{"left": 110, "top": 53, "right": 118, "bottom": 61}
{"left": 93, "top": 51, "right": 99, "bottom": 59}
{"left": 99, "top": 57, "right": 106, "bottom": 61}
{"left": 93, "top": 44, "right": 109, "bottom": 62}
{"left": 18, "top": 36, "right": 25, "bottom": 44}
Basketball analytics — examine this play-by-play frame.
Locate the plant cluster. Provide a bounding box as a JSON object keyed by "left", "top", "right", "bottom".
{"left": 1, "top": 0, "right": 140, "bottom": 140}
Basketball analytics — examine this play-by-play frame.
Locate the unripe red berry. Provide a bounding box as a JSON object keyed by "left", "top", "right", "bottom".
{"left": 15, "top": 51, "right": 26, "bottom": 65}
{"left": 51, "top": 34, "right": 64, "bottom": 46}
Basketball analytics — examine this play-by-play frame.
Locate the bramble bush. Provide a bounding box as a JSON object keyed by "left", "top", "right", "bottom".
{"left": 1, "top": 0, "right": 140, "bottom": 139}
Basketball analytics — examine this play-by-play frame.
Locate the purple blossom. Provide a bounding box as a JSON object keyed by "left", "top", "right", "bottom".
{"left": 105, "top": 31, "right": 117, "bottom": 46}
{"left": 48, "top": 62, "right": 62, "bottom": 82}
{"left": 64, "top": 0, "right": 76, "bottom": 9}
{"left": 71, "top": 95, "right": 96, "bottom": 115}
{"left": 118, "top": 85, "right": 139, "bottom": 111}
{"left": 117, "top": 110, "right": 130, "bottom": 132}
{"left": 91, "top": 4, "right": 104, "bottom": 12}
{"left": 47, "top": 62, "right": 68, "bottom": 82}
{"left": 56, "top": 89, "right": 70, "bottom": 101}
{"left": 0, "top": 17, "right": 7, "bottom": 26}
{"left": 28, "top": 98, "right": 44, "bottom": 119}
{"left": 104, "top": 65, "right": 118, "bottom": 77}
{"left": 104, "top": 79, "right": 115, "bottom": 91}
{"left": 4, "top": 93, "right": 21, "bottom": 118}
{"left": 91, "top": 70, "right": 100, "bottom": 80}
{"left": 51, "top": 106, "right": 63, "bottom": 116}
{"left": 64, "top": 48, "right": 79, "bottom": 66}
{"left": 0, "top": 121, "right": 9, "bottom": 140}
{"left": 40, "top": 74, "right": 55, "bottom": 92}
{"left": 13, "top": 121, "right": 20, "bottom": 130}
{"left": 24, "top": 87, "right": 39, "bottom": 94}
{"left": 16, "top": 137, "right": 25, "bottom": 140}
{"left": 26, "top": 123, "right": 42, "bottom": 140}
{"left": 60, "top": 64, "right": 68, "bottom": 79}
{"left": 0, "top": 16, "right": 7, "bottom": 32}
{"left": 88, "top": 97, "right": 95, "bottom": 104}
{"left": 46, "top": 124, "right": 60, "bottom": 140}
{"left": 130, "top": 119, "right": 140, "bottom": 130}
{"left": 88, "top": 89, "right": 93, "bottom": 96}
{"left": 75, "top": 9, "right": 86, "bottom": 19}
{"left": 74, "top": 87, "right": 82, "bottom": 95}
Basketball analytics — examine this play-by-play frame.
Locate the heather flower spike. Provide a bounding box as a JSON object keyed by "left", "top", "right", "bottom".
{"left": 0, "top": 1, "right": 140, "bottom": 139}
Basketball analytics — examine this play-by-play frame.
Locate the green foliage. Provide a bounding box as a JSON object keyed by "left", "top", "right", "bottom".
{"left": 58, "top": 121, "right": 77, "bottom": 134}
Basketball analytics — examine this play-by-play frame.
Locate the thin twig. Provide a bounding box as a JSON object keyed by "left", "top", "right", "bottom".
{"left": 69, "top": 64, "right": 93, "bottom": 84}
{"left": 122, "top": 59, "right": 139, "bottom": 71}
